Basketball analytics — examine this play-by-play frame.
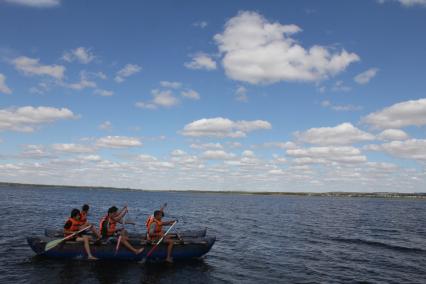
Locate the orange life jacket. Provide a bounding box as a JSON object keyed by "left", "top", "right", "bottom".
{"left": 99, "top": 215, "right": 116, "bottom": 237}
{"left": 146, "top": 217, "right": 162, "bottom": 240}
{"left": 79, "top": 211, "right": 87, "bottom": 224}
{"left": 64, "top": 217, "right": 81, "bottom": 236}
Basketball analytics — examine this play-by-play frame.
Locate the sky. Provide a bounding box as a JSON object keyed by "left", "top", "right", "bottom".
{"left": 0, "top": 0, "right": 426, "bottom": 192}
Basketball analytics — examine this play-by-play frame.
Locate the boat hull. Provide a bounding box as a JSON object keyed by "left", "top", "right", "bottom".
{"left": 27, "top": 235, "right": 215, "bottom": 261}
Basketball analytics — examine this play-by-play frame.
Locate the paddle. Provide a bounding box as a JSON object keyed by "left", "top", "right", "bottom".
{"left": 115, "top": 207, "right": 129, "bottom": 255}
{"left": 45, "top": 225, "right": 92, "bottom": 252}
{"left": 139, "top": 220, "right": 177, "bottom": 264}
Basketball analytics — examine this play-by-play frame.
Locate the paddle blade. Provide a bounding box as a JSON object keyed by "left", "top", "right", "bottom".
{"left": 44, "top": 239, "right": 63, "bottom": 251}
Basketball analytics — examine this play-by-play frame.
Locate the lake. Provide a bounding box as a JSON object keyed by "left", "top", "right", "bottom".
{"left": 1, "top": 185, "right": 425, "bottom": 283}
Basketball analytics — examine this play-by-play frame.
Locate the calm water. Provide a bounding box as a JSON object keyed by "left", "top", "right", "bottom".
{"left": 0, "top": 186, "right": 425, "bottom": 283}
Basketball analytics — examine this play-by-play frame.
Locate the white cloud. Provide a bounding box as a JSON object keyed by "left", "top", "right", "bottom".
{"left": 190, "top": 143, "right": 224, "bottom": 150}
{"left": 99, "top": 121, "right": 112, "bottom": 131}
{"left": 136, "top": 89, "right": 179, "bottom": 109}
{"left": 19, "top": 144, "right": 53, "bottom": 159}
{"left": 287, "top": 146, "right": 367, "bottom": 164}
{"left": 62, "top": 47, "right": 95, "bottom": 64}
{"left": 398, "top": 0, "right": 426, "bottom": 6}
{"left": 377, "top": 129, "right": 409, "bottom": 141}
{"left": 369, "top": 139, "right": 426, "bottom": 161}
{"left": 66, "top": 72, "right": 96, "bottom": 90}
{"left": 114, "top": 64, "right": 142, "bottom": 83}
{"left": 321, "top": 100, "right": 362, "bottom": 112}
{"left": 160, "top": 81, "right": 182, "bottom": 89}
{"left": 94, "top": 89, "right": 114, "bottom": 96}
{"left": 12, "top": 56, "right": 65, "bottom": 80}
{"left": 331, "top": 80, "right": 351, "bottom": 92}
{"left": 296, "top": 123, "right": 375, "bottom": 145}
{"left": 235, "top": 86, "right": 248, "bottom": 102}
{"left": 4, "top": 0, "right": 60, "bottom": 7}
{"left": 213, "top": 11, "right": 359, "bottom": 84}
{"left": 96, "top": 136, "right": 142, "bottom": 148}
{"left": 193, "top": 21, "right": 208, "bottom": 28}
{"left": 181, "top": 117, "right": 272, "bottom": 138}
{"left": 181, "top": 89, "right": 200, "bottom": 100}
{"left": 362, "top": 98, "right": 426, "bottom": 129}
{"left": 0, "top": 74, "right": 12, "bottom": 94}
{"left": 0, "top": 106, "right": 76, "bottom": 132}
{"left": 201, "top": 150, "right": 236, "bottom": 160}
{"left": 354, "top": 68, "right": 379, "bottom": 84}
{"left": 52, "top": 143, "right": 94, "bottom": 153}
{"left": 379, "top": 0, "right": 426, "bottom": 7}
{"left": 184, "top": 53, "right": 217, "bottom": 70}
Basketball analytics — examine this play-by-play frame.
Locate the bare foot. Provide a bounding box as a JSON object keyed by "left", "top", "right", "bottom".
{"left": 88, "top": 255, "right": 98, "bottom": 260}
{"left": 165, "top": 257, "right": 173, "bottom": 263}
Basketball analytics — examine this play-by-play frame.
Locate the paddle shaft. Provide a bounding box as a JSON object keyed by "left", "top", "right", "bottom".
{"left": 45, "top": 225, "right": 92, "bottom": 251}
{"left": 145, "top": 221, "right": 177, "bottom": 258}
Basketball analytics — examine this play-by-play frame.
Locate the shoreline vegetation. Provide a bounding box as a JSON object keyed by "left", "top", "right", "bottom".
{"left": 1, "top": 182, "right": 425, "bottom": 199}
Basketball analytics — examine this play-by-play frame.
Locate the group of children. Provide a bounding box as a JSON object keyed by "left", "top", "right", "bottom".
{"left": 63, "top": 203, "right": 176, "bottom": 262}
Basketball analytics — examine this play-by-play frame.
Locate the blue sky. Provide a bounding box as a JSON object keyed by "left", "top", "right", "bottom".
{"left": 0, "top": 0, "right": 426, "bottom": 192}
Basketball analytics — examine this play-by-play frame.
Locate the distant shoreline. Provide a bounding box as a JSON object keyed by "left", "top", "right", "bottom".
{"left": 1, "top": 181, "right": 425, "bottom": 199}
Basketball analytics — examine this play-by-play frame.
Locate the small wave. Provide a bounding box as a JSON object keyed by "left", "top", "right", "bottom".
{"left": 331, "top": 237, "right": 426, "bottom": 253}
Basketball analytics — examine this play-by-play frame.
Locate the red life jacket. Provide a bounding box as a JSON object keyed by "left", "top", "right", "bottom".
{"left": 79, "top": 211, "right": 87, "bottom": 224}
{"left": 99, "top": 215, "right": 117, "bottom": 237}
{"left": 146, "top": 217, "right": 162, "bottom": 240}
{"left": 64, "top": 217, "right": 81, "bottom": 236}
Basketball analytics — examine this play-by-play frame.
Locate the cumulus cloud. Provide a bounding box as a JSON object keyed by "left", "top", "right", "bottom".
{"left": 99, "top": 121, "right": 112, "bottom": 131}
{"left": 96, "top": 136, "right": 142, "bottom": 148}
{"left": 19, "top": 144, "right": 54, "bottom": 159}
{"left": 235, "top": 86, "right": 248, "bottom": 102}
{"left": 4, "top": 0, "right": 60, "bottom": 7}
{"left": 362, "top": 98, "right": 426, "bottom": 129}
{"left": 354, "top": 68, "right": 379, "bottom": 84}
{"left": 295, "top": 123, "right": 375, "bottom": 145}
{"left": 0, "top": 74, "right": 12, "bottom": 94}
{"left": 378, "top": 0, "right": 426, "bottom": 7}
{"left": 190, "top": 143, "right": 224, "bottom": 150}
{"left": 368, "top": 139, "right": 426, "bottom": 161}
{"left": 287, "top": 146, "right": 367, "bottom": 164}
{"left": 181, "top": 117, "right": 272, "bottom": 138}
{"left": 66, "top": 72, "right": 96, "bottom": 90}
{"left": 184, "top": 53, "right": 217, "bottom": 70}
{"left": 201, "top": 150, "right": 236, "bottom": 160}
{"left": 181, "top": 89, "right": 200, "bottom": 100}
{"left": 94, "top": 89, "right": 114, "bottom": 96}
{"left": 193, "top": 21, "right": 208, "bottom": 28}
{"left": 0, "top": 106, "right": 76, "bottom": 132}
{"left": 136, "top": 89, "right": 179, "bottom": 109}
{"left": 321, "top": 100, "right": 362, "bottom": 112}
{"left": 160, "top": 81, "right": 182, "bottom": 89}
{"left": 377, "top": 129, "right": 409, "bottom": 141}
{"left": 114, "top": 64, "right": 142, "bottom": 83}
{"left": 213, "top": 11, "right": 359, "bottom": 84}
{"left": 62, "top": 47, "right": 95, "bottom": 64}
{"left": 12, "top": 56, "right": 65, "bottom": 79}
{"left": 52, "top": 143, "right": 94, "bottom": 153}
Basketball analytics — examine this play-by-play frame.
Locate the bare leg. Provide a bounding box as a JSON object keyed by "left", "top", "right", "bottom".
{"left": 77, "top": 236, "right": 97, "bottom": 260}
{"left": 120, "top": 238, "right": 144, "bottom": 254}
{"left": 165, "top": 237, "right": 174, "bottom": 263}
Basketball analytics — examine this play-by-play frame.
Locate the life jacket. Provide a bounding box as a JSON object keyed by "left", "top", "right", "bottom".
{"left": 64, "top": 217, "right": 81, "bottom": 236}
{"left": 79, "top": 211, "right": 87, "bottom": 224}
{"left": 146, "top": 217, "right": 162, "bottom": 240}
{"left": 99, "top": 215, "right": 116, "bottom": 237}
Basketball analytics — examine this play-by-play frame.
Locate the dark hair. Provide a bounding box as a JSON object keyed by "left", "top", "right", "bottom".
{"left": 108, "top": 206, "right": 118, "bottom": 214}
{"left": 82, "top": 204, "right": 89, "bottom": 211}
{"left": 71, "top": 208, "right": 80, "bottom": 218}
{"left": 154, "top": 210, "right": 164, "bottom": 217}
